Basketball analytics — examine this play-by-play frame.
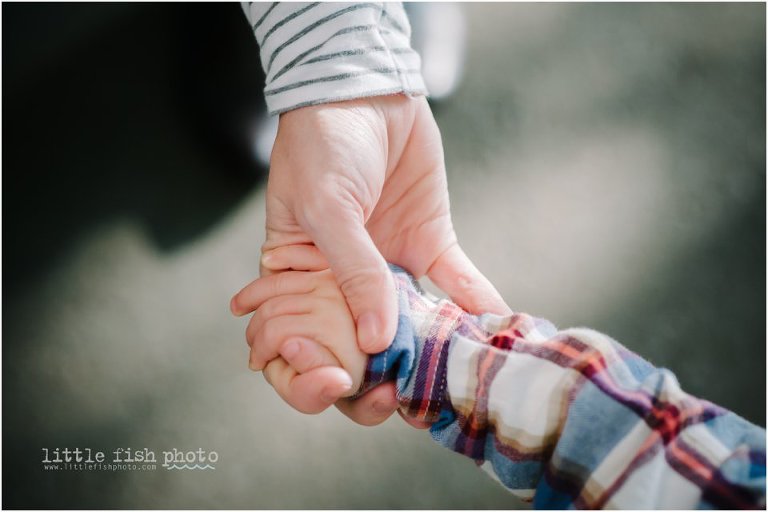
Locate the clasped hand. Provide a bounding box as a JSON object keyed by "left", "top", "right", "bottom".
{"left": 231, "top": 94, "right": 510, "bottom": 426}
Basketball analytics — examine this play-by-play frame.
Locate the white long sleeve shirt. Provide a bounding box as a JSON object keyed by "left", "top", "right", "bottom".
{"left": 241, "top": 2, "right": 427, "bottom": 114}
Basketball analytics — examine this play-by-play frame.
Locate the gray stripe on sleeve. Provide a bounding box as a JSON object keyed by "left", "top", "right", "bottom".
{"left": 260, "top": 2, "right": 320, "bottom": 46}
{"left": 266, "top": 2, "right": 382, "bottom": 73}
{"left": 252, "top": 2, "right": 278, "bottom": 32}
{"left": 270, "top": 24, "right": 379, "bottom": 83}
{"left": 301, "top": 46, "right": 412, "bottom": 66}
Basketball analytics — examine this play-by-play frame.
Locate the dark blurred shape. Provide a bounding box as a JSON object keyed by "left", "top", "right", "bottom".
{"left": 2, "top": 3, "right": 267, "bottom": 294}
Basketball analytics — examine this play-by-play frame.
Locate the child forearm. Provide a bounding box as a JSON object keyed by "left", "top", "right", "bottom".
{"left": 357, "top": 265, "right": 766, "bottom": 509}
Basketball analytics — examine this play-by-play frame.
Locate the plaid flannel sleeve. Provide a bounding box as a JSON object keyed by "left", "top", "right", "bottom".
{"left": 358, "top": 265, "right": 766, "bottom": 509}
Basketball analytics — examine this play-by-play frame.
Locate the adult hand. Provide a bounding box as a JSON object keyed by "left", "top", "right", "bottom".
{"left": 244, "top": 94, "right": 511, "bottom": 425}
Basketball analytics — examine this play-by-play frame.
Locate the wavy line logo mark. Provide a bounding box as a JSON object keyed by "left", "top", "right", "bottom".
{"left": 165, "top": 463, "right": 215, "bottom": 471}
{"left": 162, "top": 449, "right": 218, "bottom": 471}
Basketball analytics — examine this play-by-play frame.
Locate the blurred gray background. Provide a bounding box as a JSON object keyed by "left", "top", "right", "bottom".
{"left": 3, "top": 3, "right": 765, "bottom": 509}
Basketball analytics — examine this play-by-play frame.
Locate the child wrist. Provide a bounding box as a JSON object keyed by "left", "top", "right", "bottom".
{"left": 395, "top": 301, "right": 465, "bottom": 423}
{"left": 353, "top": 265, "right": 468, "bottom": 424}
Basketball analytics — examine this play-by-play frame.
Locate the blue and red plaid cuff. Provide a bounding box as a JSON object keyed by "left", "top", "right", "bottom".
{"left": 355, "top": 265, "right": 469, "bottom": 423}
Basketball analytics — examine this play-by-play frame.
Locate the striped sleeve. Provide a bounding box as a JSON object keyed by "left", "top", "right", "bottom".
{"left": 241, "top": 2, "right": 427, "bottom": 115}
{"left": 359, "top": 265, "right": 766, "bottom": 509}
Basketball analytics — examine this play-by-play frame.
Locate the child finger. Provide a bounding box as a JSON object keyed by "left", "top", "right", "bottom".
{"left": 266, "top": 363, "right": 353, "bottom": 414}
{"left": 230, "top": 271, "right": 316, "bottom": 316}
{"left": 261, "top": 244, "right": 329, "bottom": 272}
{"left": 278, "top": 337, "right": 341, "bottom": 374}
{"left": 244, "top": 294, "right": 315, "bottom": 347}
{"left": 262, "top": 356, "right": 294, "bottom": 393}
{"left": 249, "top": 314, "right": 321, "bottom": 371}
{"left": 261, "top": 356, "right": 289, "bottom": 386}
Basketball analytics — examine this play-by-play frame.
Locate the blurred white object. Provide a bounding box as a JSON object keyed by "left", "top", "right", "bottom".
{"left": 252, "top": 114, "right": 279, "bottom": 167}
{"left": 406, "top": 2, "right": 467, "bottom": 100}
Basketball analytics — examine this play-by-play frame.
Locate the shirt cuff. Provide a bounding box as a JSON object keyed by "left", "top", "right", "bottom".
{"left": 355, "top": 265, "right": 468, "bottom": 423}
{"left": 243, "top": 2, "right": 428, "bottom": 115}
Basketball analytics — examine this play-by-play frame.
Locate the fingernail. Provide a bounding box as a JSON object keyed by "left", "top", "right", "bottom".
{"left": 358, "top": 312, "right": 381, "bottom": 352}
{"left": 280, "top": 339, "right": 300, "bottom": 360}
{"left": 229, "top": 296, "right": 240, "bottom": 316}
{"left": 248, "top": 360, "right": 259, "bottom": 371}
{"left": 321, "top": 380, "right": 352, "bottom": 404}
{"left": 260, "top": 252, "right": 274, "bottom": 267}
{"left": 320, "top": 385, "right": 352, "bottom": 405}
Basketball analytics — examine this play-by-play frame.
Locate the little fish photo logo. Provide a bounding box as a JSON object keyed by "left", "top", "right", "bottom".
{"left": 41, "top": 447, "right": 218, "bottom": 471}
{"left": 162, "top": 448, "right": 218, "bottom": 470}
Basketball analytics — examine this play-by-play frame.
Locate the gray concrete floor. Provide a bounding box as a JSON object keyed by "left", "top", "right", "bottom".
{"left": 3, "top": 3, "right": 765, "bottom": 509}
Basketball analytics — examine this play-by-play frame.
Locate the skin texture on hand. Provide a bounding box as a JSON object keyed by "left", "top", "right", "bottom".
{"left": 236, "top": 94, "right": 511, "bottom": 426}
{"left": 233, "top": 264, "right": 367, "bottom": 413}
{"left": 232, "top": 244, "right": 434, "bottom": 428}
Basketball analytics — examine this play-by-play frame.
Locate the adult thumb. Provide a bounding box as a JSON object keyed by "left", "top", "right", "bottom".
{"left": 299, "top": 205, "right": 398, "bottom": 354}
{"left": 428, "top": 243, "right": 512, "bottom": 316}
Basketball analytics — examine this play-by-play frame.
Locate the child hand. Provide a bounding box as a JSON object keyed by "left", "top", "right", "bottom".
{"left": 231, "top": 246, "right": 367, "bottom": 413}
